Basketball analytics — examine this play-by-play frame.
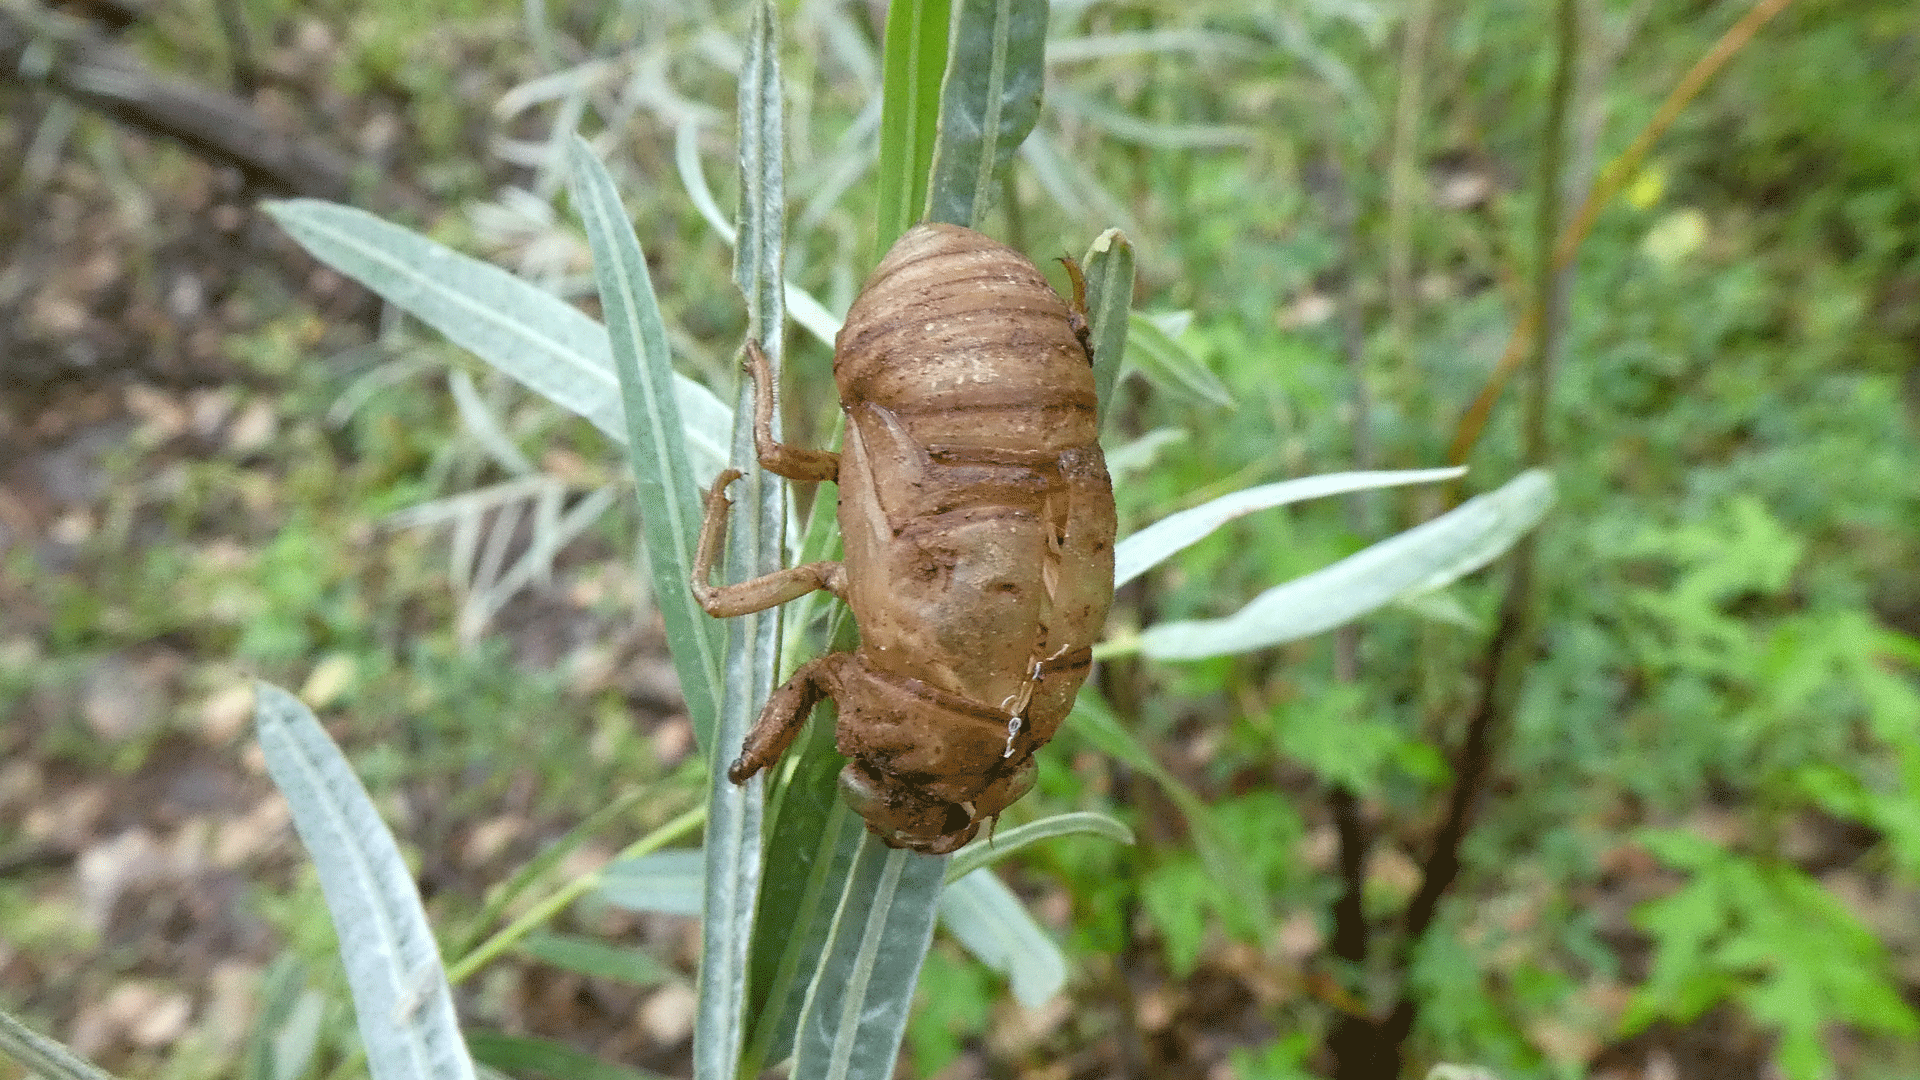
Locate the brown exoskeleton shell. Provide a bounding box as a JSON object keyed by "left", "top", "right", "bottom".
{"left": 692, "top": 222, "right": 1116, "bottom": 854}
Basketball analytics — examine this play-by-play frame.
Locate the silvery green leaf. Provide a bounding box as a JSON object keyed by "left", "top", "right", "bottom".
{"left": 926, "top": 0, "right": 1049, "bottom": 227}
{"left": 1114, "top": 467, "right": 1467, "bottom": 588}
{"left": 938, "top": 869, "right": 1067, "bottom": 1008}
{"left": 1139, "top": 469, "right": 1555, "bottom": 660}
{"left": 261, "top": 200, "right": 730, "bottom": 479}
{"left": 593, "top": 849, "right": 707, "bottom": 917}
{"left": 698, "top": 5, "right": 787, "bottom": 1075}
{"left": 945, "top": 811, "right": 1135, "bottom": 882}
{"left": 790, "top": 837, "right": 946, "bottom": 1080}
{"left": 566, "top": 139, "right": 725, "bottom": 752}
{"left": 254, "top": 684, "right": 476, "bottom": 1080}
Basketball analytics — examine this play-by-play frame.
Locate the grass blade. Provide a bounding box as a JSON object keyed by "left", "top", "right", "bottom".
{"left": 938, "top": 870, "right": 1068, "bottom": 1007}
{"left": 742, "top": 727, "right": 867, "bottom": 1072}
{"left": 926, "top": 0, "right": 1048, "bottom": 228}
{"left": 875, "top": 0, "right": 951, "bottom": 247}
{"left": 565, "top": 138, "right": 726, "bottom": 753}
{"left": 1113, "top": 467, "right": 1468, "bottom": 588}
{"left": 791, "top": 837, "right": 947, "bottom": 1080}
{"left": 465, "top": 1032, "right": 672, "bottom": 1080}
{"left": 1138, "top": 470, "right": 1556, "bottom": 660}
{"left": 253, "top": 683, "right": 476, "bottom": 1080}
{"left": 517, "top": 933, "right": 676, "bottom": 989}
{"left": 0, "top": 1008, "right": 123, "bottom": 1080}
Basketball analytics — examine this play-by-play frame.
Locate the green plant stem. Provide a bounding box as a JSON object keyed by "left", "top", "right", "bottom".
{"left": 1447, "top": 0, "right": 1799, "bottom": 465}
{"left": 445, "top": 804, "right": 707, "bottom": 986}
{"left": 1384, "top": 0, "right": 1436, "bottom": 357}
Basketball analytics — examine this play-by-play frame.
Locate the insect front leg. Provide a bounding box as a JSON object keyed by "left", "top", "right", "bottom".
{"left": 728, "top": 654, "right": 842, "bottom": 783}
{"left": 691, "top": 469, "right": 847, "bottom": 617}
{"left": 744, "top": 340, "right": 840, "bottom": 483}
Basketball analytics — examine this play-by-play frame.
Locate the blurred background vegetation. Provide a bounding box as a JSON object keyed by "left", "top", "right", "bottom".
{"left": 2, "top": 0, "right": 1917, "bottom": 1078}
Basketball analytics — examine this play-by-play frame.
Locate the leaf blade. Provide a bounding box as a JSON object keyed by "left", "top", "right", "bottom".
{"left": 1081, "top": 228, "right": 1134, "bottom": 422}
{"left": 875, "top": 0, "right": 951, "bottom": 247}
{"left": 925, "top": 0, "right": 1049, "bottom": 228}
{"left": 938, "top": 869, "right": 1069, "bottom": 1008}
{"left": 260, "top": 199, "right": 729, "bottom": 473}
{"left": 254, "top": 684, "right": 476, "bottom": 1080}
{"left": 1113, "top": 467, "right": 1467, "bottom": 588}
{"left": 565, "top": 138, "right": 726, "bottom": 752}
{"left": 791, "top": 839, "right": 947, "bottom": 1080}
{"left": 1138, "top": 469, "right": 1556, "bottom": 660}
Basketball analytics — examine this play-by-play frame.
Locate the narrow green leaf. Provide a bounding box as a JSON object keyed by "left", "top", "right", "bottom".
{"left": 938, "top": 870, "right": 1067, "bottom": 1007}
{"left": 253, "top": 684, "right": 476, "bottom": 1080}
{"left": 698, "top": 6, "right": 786, "bottom": 1076}
{"left": 1080, "top": 228, "right": 1133, "bottom": 421}
{"left": 673, "top": 116, "right": 844, "bottom": 349}
{"left": 743, "top": 727, "right": 866, "bottom": 1071}
{"left": 675, "top": 118, "right": 736, "bottom": 245}
{"left": 1113, "top": 467, "right": 1467, "bottom": 589}
{"left": 241, "top": 956, "right": 320, "bottom": 1080}
{"left": 465, "top": 1031, "right": 673, "bottom": 1080}
{"left": 875, "top": 0, "right": 951, "bottom": 247}
{"left": 1138, "top": 469, "right": 1556, "bottom": 660}
{"left": 566, "top": 139, "right": 726, "bottom": 753}
{"left": 945, "top": 811, "right": 1135, "bottom": 882}
{"left": 791, "top": 838, "right": 947, "bottom": 1080}
{"left": 1126, "top": 310, "right": 1234, "bottom": 408}
{"left": 1018, "top": 129, "right": 1148, "bottom": 239}
{"left": 1048, "top": 86, "right": 1256, "bottom": 149}
{"left": 734, "top": 0, "right": 785, "bottom": 346}
{"left": 594, "top": 848, "right": 707, "bottom": 916}
{"left": 0, "top": 1008, "right": 123, "bottom": 1080}
{"left": 518, "top": 933, "right": 676, "bottom": 989}
{"left": 260, "top": 200, "right": 731, "bottom": 473}
{"left": 925, "top": 0, "right": 1049, "bottom": 228}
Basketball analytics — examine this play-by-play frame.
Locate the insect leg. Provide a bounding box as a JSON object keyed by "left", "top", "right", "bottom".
{"left": 728, "top": 655, "right": 839, "bottom": 783}
{"left": 1056, "top": 255, "right": 1093, "bottom": 358}
{"left": 691, "top": 469, "right": 847, "bottom": 616}
{"left": 744, "top": 340, "right": 840, "bottom": 483}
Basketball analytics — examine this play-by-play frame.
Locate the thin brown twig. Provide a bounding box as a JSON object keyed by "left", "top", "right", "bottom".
{"left": 1447, "top": 0, "right": 1798, "bottom": 465}
{"left": 1387, "top": 0, "right": 1581, "bottom": 1056}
